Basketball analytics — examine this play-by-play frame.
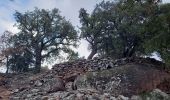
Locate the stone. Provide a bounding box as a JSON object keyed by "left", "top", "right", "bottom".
{"left": 103, "top": 93, "right": 110, "bottom": 97}
{"left": 153, "top": 89, "right": 169, "bottom": 98}
{"left": 34, "top": 80, "right": 43, "bottom": 86}
{"left": 45, "top": 77, "right": 65, "bottom": 93}
{"left": 138, "top": 89, "right": 170, "bottom": 100}
{"left": 65, "top": 82, "right": 74, "bottom": 91}
{"left": 64, "top": 94, "right": 76, "bottom": 100}
{"left": 51, "top": 91, "right": 70, "bottom": 98}
{"left": 117, "top": 95, "right": 129, "bottom": 100}
{"left": 13, "top": 89, "right": 19, "bottom": 93}
{"left": 110, "top": 96, "right": 117, "bottom": 100}
{"left": 42, "top": 96, "right": 49, "bottom": 100}
{"left": 76, "top": 93, "right": 84, "bottom": 99}
{"left": 86, "top": 95, "right": 100, "bottom": 100}
{"left": 131, "top": 95, "right": 142, "bottom": 100}
{"left": 26, "top": 94, "right": 32, "bottom": 98}
{"left": 31, "top": 89, "right": 39, "bottom": 93}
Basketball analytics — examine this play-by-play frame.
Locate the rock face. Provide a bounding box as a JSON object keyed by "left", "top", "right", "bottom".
{"left": 74, "top": 63, "right": 170, "bottom": 97}
{"left": 5, "top": 72, "right": 65, "bottom": 99}
{"left": 0, "top": 74, "right": 11, "bottom": 100}
{"left": 0, "top": 57, "right": 170, "bottom": 99}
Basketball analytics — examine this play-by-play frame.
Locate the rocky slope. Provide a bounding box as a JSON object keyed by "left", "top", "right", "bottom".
{"left": 0, "top": 57, "right": 170, "bottom": 100}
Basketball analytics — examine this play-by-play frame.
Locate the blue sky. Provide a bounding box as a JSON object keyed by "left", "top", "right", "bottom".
{"left": 0, "top": 0, "right": 170, "bottom": 58}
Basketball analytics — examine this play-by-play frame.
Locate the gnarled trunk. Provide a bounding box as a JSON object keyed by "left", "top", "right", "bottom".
{"left": 34, "top": 49, "right": 42, "bottom": 73}
{"left": 5, "top": 56, "right": 9, "bottom": 74}
{"left": 88, "top": 47, "right": 97, "bottom": 59}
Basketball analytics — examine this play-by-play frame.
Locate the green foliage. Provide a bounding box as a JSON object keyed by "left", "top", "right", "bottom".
{"left": 0, "top": 31, "right": 14, "bottom": 73}
{"left": 2, "top": 0, "right": 170, "bottom": 72}
{"left": 144, "top": 3, "right": 170, "bottom": 65}
{"left": 0, "top": 8, "right": 79, "bottom": 73}
{"left": 13, "top": 8, "right": 78, "bottom": 72}
{"left": 79, "top": 0, "right": 159, "bottom": 59}
{"left": 8, "top": 50, "right": 34, "bottom": 72}
{"left": 79, "top": 1, "right": 121, "bottom": 59}
{"left": 66, "top": 51, "right": 79, "bottom": 61}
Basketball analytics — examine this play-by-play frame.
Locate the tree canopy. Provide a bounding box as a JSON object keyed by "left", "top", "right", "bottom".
{"left": 79, "top": 0, "right": 159, "bottom": 59}
{"left": 144, "top": 3, "right": 170, "bottom": 65}
{"left": 1, "top": 0, "right": 170, "bottom": 73}
{"left": 0, "top": 8, "right": 78, "bottom": 73}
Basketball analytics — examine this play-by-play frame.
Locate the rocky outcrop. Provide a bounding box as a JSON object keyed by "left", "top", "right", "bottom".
{"left": 5, "top": 72, "right": 66, "bottom": 99}
{"left": 0, "top": 57, "right": 169, "bottom": 99}
{"left": 74, "top": 63, "right": 170, "bottom": 97}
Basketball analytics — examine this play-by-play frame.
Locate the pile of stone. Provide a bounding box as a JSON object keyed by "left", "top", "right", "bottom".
{"left": 52, "top": 57, "right": 165, "bottom": 77}
{"left": 52, "top": 57, "right": 131, "bottom": 76}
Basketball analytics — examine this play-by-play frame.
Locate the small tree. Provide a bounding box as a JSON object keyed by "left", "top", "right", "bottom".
{"left": 0, "top": 31, "right": 13, "bottom": 73}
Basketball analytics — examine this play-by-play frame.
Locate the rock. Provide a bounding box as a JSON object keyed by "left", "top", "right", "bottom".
{"left": 131, "top": 95, "right": 142, "bottom": 100}
{"left": 65, "top": 82, "right": 74, "bottom": 91}
{"left": 117, "top": 95, "right": 129, "bottom": 100}
{"left": 13, "top": 89, "right": 19, "bottom": 93}
{"left": 0, "top": 85, "right": 11, "bottom": 100}
{"left": 103, "top": 93, "right": 111, "bottom": 97}
{"left": 110, "top": 96, "right": 117, "bottom": 100}
{"left": 45, "top": 77, "right": 65, "bottom": 93}
{"left": 49, "top": 91, "right": 70, "bottom": 98}
{"left": 139, "top": 89, "right": 170, "bottom": 100}
{"left": 41, "top": 96, "right": 49, "bottom": 100}
{"left": 26, "top": 94, "right": 33, "bottom": 98}
{"left": 74, "top": 63, "right": 170, "bottom": 96}
{"left": 64, "top": 94, "right": 76, "bottom": 100}
{"left": 34, "top": 80, "right": 43, "bottom": 86}
{"left": 31, "top": 89, "right": 39, "bottom": 93}
{"left": 153, "top": 89, "right": 169, "bottom": 98}
{"left": 151, "top": 89, "right": 170, "bottom": 100}
{"left": 85, "top": 95, "right": 99, "bottom": 100}
{"left": 76, "top": 93, "right": 85, "bottom": 100}
{"left": 2, "top": 57, "right": 170, "bottom": 99}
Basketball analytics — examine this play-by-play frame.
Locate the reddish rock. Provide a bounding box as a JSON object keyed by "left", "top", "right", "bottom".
{"left": 74, "top": 63, "right": 170, "bottom": 97}
{"left": 0, "top": 75, "right": 11, "bottom": 100}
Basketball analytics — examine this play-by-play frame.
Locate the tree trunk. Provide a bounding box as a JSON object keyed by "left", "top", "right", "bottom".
{"left": 88, "top": 48, "right": 97, "bottom": 59}
{"left": 128, "top": 46, "right": 136, "bottom": 57}
{"left": 5, "top": 56, "right": 9, "bottom": 74}
{"left": 34, "top": 49, "right": 42, "bottom": 73}
{"left": 123, "top": 47, "right": 129, "bottom": 58}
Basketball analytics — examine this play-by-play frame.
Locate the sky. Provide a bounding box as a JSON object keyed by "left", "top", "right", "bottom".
{"left": 0, "top": 0, "right": 170, "bottom": 59}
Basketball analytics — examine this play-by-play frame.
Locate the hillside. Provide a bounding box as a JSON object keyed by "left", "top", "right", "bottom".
{"left": 0, "top": 57, "right": 170, "bottom": 100}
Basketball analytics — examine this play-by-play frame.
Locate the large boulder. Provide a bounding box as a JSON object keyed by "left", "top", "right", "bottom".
{"left": 74, "top": 63, "right": 170, "bottom": 97}
{"left": 44, "top": 77, "right": 65, "bottom": 93}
